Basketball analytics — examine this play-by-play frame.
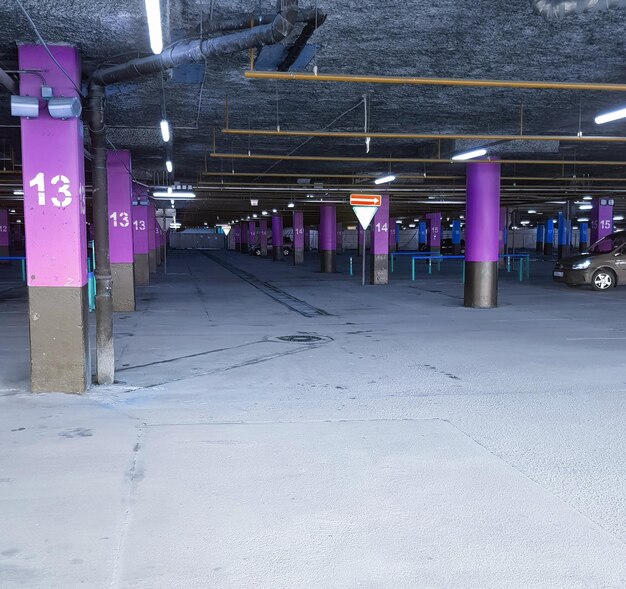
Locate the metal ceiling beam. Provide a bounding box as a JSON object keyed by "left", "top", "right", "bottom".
{"left": 244, "top": 71, "right": 626, "bottom": 92}
{"left": 222, "top": 128, "right": 626, "bottom": 143}
{"left": 210, "top": 152, "right": 626, "bottom": 166}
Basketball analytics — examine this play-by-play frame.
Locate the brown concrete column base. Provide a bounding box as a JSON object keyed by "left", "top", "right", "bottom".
{"left": 579, "top": 242, "right": 588, "bottom": 253}
{"left": 369, "top": 254, "right": 389, "bottom": 285}
{"left": 156, "top": 246, "right": 162, "bottom": 266}
{"left": 111, "top": 263, "right": 136, "bottom": 312}
{"left": 261, "top": 246, "right": 268, "bottom": 257}
{"left": 273, "top": 246, "right": 283, "bottom": 261}
{"left": 0, "top": 245, "right": 9, "bottom": 257}
{"left": 28, "top": 285, "right": 91, "bottom": 393}
{"left": 293, "top": 248, "right": 304, "bottom": 265}
{"left": 134, "top": 253, "right": 150, "bottom": 286}
{"left": 149, "top": 249, "right": 157, "bottom": 272}
{"left": 464, "top": 261, "right": 498, "bottom": 308}
{"left": 320, "top": 249, "right": 336, "bottom": 273}
{"left": 544, "top": 244, "right": 553, "bottom": 256}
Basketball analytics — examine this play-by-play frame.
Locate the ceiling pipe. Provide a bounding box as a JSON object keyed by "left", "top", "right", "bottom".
{"left": 210, "top": 152, "right": 626, "bottom": 166}
{"left": 0, "top": 67, "right": 18, "bottom": 95}
{"left": 198, "top": 7, "right": 324, "bottom": 35}
{"left": 222, "top": 128, "right": 626, "bottom": 143}
{"left": 532, "top": 0, "right": 626, "bottom": 18}
{"left": 244, "top": 71, "right": 626, "bottom": 92}
{"left": 87, "top": 0, "right": 303, "bottom": 385}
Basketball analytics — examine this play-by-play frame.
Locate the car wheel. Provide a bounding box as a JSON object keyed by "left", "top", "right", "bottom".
{"left": 283, "top": 247, "right": 291, "bottom": 256}
{"left": 591, "top": 269, "right": 615, "bottom": 291}
{"left": 255, "top": 248, "right": 262, "bottom": 256}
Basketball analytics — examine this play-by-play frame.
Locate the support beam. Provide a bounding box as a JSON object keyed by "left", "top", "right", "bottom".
{"left": 148, "top": 202, "right": 157, "bottom": 272}
{"left": 19, "top": 45, "right": 90, "bottom": 393}
{"left": 132, "top": 196, "right": 150, "bottom": 286}
{"left": 464, "top": 162, "right": 501, "bottom": 309}
{"left": 425, "top": 212, "right": 442, "bottom": 254}
{"left": 452, "top": 219, "right": 462, "bottom": 256}
{"left": 544, "top": 218, "right": 554, "bottom": 256}
{"left": 590, "top": 198, "right": 614, "bottom": 245}
{"left": 579, "top": 222, "right": 589, "bottom": 252}
{"left": 536, "top": 224, "right": 545, "bottom": 254}
{"left": 259, "top": 219, "right": 268, "bottom": 256}
{"left": 370, "top": 195, "right": 389, "bottom": 285}
{"left": 293, "top": 211, "right": 304, "bottom": 264}
{"left": 106, "top": 150, "right": 136, "bottom": 312}
{"left": 272, "top": 214, "right": 283, "bottom": 261}
{"left": 319, "top": 205, "right": 336, "bottom": 273}
{"left": 0, "top": 209, "right": 9, "bottom": 257}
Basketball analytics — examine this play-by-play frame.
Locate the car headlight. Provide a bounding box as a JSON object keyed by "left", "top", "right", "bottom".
{"left": 572, "top": 259, "right": 592, "bottom": 270}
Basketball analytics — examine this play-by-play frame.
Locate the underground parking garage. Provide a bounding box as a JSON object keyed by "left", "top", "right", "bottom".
{"left": 2, "top": 1, "right": 626, "bottom": 587}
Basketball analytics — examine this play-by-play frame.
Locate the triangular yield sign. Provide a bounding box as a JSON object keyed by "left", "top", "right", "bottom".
{"left": 222, "top": 225, "right": 232, "bottom": 236}
{"left": 352, "top": 206, "right": 378, "bottom": 230}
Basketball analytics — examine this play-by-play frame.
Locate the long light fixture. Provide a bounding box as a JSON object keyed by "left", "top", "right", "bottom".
{"left": 374, "top": 174, "right": 396, "bottom": 185}
{"left": 160, "top": 119, "right": 171, "bottom": 142}
{"left": 144, "top": 0, "right": 163, "bottom": 54}
{"left": 287, "top": 202, "right": 295, "bottom": 208}
{"left": 595, "top": 107, "right": 626, "bottom": 125}
{"left": 153, "top": 191, "right": 195, "bottom": 199}
{"left": 451, "top": 148, "right": 487, "bottom": 161}
{"left": 578, "top": 204, "right": 593, "bottom": 210}
{"left": 165, "top": 160, "right": 173, "bottom": 173}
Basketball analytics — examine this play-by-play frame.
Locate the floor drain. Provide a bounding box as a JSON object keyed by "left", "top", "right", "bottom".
{"left": 276, "top": 335, "right": 327, "bottom": 343}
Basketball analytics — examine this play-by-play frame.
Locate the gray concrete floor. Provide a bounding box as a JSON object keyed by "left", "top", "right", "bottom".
{"left": 2, "top": 250, "right": 626, "bottom": 588}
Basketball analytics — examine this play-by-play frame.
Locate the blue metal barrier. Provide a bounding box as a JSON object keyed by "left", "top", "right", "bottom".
{"left": 0, "top": 257, "right": 26, "bottom": 281}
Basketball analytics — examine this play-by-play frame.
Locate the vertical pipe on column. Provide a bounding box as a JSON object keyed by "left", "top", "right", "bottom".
{"left": 464, "top": 161, "right": 501, "bottom": 309}
{"left": 272, "top": 214, "right": 283, "bottom": 261}
{"left": 319, "top": 204, "right": 336, "bottom": 273}
{"left": 88, "top": 83, "right": 114, "bottom": 384}
{"left": 293, "top": 211, "right": 304, "bottom": 264}
{"left": 370, "top": 195, "right": 389, "bottom": 284}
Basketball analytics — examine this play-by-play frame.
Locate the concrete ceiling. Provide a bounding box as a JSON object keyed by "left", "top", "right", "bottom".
{"left": 1, "top": 0, "right": 626, "bottom": 225}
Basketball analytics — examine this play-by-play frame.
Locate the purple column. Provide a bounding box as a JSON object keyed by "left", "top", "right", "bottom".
{"left": 370, "top": 195, "right": 390, "bottom": 284}
{"left": 19, "top": 44, "right": 90, "bottom": 392}
{"left": 319, "top": 204, "right": 336, "bottom": 272}
{"left": 0, "top": 210, "right": 9, "bottom": 257}
{"left": 293, "top": 211, "right": 304, "bottom": 264}
{"left": 425, "top": 212, "right": 441, "bottom": 253}
{"left": 304, "top": 227, "right": 311, "bottom": 251}
{"left": 336, "top": 222, "right": 343, "bottom": 254}
{"left": 388, "top": 217, "right": 396, "bottom": 252}
{"left": 259, "top": 219, "right": 268, "bottom": 256}
{"left": 464, "top": 161, "right": 501, "bottom": 308}
{"left": 590, "top": 198, "right": 614, "bottom": 251}
{"left": 132, "top": 200, "right": 150, "bottom": 286}
{"left": 271, "top": 214, "right": 283, "bottom": 261}
{"left": 147, "top": 202, "right": 157, "bottom": 272}
{"left": 240, "top": 221, "right": 249, "bottom": 253}
{"left": 106, "top": 149, "right": 135, "bottom": 311}
{"left": 234, "top": 223, "right": 242, "bottom": 252}
{"left": 248, "top": 221, "right": 257, "bottom": 253}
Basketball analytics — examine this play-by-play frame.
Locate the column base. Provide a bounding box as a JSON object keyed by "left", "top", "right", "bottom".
{"left": 464, "top": 261, "right": 498, "bottom": 309}
{"left": 235, "top": 243, "right": 242, "bottom": 252}
{"left": 261, "top": 246, "right": 268, "bottom": 257}
{"left": 111, "top": 263, "right": 136, "bottom": 312}
{"left": 149, "top": 249, "right": 157, "bottom": 272}
{"left": 273, "top": 246, "right": 283, "bottom": 261}
{"left": 558, "top": 245, "right": 570, "bottom": 259}
{"left": 156, "top": 246, "right": 162, "bottom": 266}
{"left": 536, "top": 243, "right": 544, "bottom": 253}
{"left": 293, "top": 248, "right": 304, "bottom": 265}
{"left": 369, "top": 254, "right": 389, "bottom": 285}
{"left": 0, "top": 245, "right": 9, "bottom": 258}
{"left": 544, "top": 244, "right": 553, "bottom": 256}
{"left": 29, "top": 285, "right": 91, "bottom": 393}
{"left": 579, "top": 242, "right": 588, "bottom": 253}
{"left": 320, "top": 249, "right": 336, "bottom": 273}
{"left": 453, "top": 244, "right": 461, "bottom": 255}
{"left": 134, "top": 253, "right": 150, "bottom": 286}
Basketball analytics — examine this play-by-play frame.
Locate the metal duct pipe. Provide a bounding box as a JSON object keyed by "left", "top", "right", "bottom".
{"left": 0, "top": 67, "right": 18, "bottom": 95}
{"left": 532, "top": 0, "right": 626, "bottom": 18}
{"left": 87, "top": 83, "right": 114, "bottom": 385}
{"left": 198, "top": 7, "right": 324, "bottom": 35}
{"left": 92, "top": 1, "right": 300, "bottom": 86}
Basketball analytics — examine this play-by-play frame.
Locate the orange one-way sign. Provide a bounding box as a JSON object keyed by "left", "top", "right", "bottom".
{"left": 350, "top": 194, "right": 381, "bottom": 207}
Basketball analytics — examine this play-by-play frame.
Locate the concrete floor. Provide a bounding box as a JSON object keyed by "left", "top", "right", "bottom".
{"left": 2, "top": 250, "right": 626, "bottom": 588}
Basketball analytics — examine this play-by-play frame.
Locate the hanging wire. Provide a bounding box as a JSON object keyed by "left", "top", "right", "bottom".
{"left": 275, "top": 81, "right": 281, "bottom": 132}
{"left": 313, "top": 0, "right": 319, "bottom": 75}
{"left": 14, "top": 0, "right": 85, "bottom": 97}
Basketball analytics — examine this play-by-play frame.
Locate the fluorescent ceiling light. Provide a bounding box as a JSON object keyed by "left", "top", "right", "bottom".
{"left": 583, "top": 195, "right": 593, "bottom": 201}
{"left": 578, "top": 204, "right": 593, "bottom": 210}
{"left": 408, "top": 223, "right": 416, "bottom": 228}
{"left": 451, "top": 148, "right": 487, "bottom": 161}
{"left": 262, "top": 210, "right": 268, "bottom": 215}
{"left": 13, "top": 189, "right": 24, "bottom": 195}
{"left": 287, "top": 202, "right": 295, "bottom": 208}
{"left": 577, "top": 217, "right": 589, "bottom": 222}
{"left": 153, "top": 191, "right": 195, "bottom": 199}
{"left": 417, "top": 200, "right": 465, "bottom": 205}
{"left": 144, "top": 0, "right": 163, "bottom": 54}
{"left": 252, "top": 213, "right": 258, "bottom": 218}
{"left": 165, "top": 160, "right": 173, "bottom": 173}
{"left": 528, "top": 209, "right": 537, "bottom": 214}
{"left": 160, "top": 119, "right": 171, "bottom": 142}
{"left": 614, "top": 215, "right": 624, "bottom": 221}
{"left": 595, "top": 107, "right": 626, "bottom": 125}
{"left": 520, "top": 220, "right": 530, "bottom": 225}
{"left": 395, "top": 219, "right": 402, "bottom": 224}
{"left": 374, "top": 174, "right": 396, "bottom": 185}
{"left": 272, "top": 208, "right": 277, "bottom": 213}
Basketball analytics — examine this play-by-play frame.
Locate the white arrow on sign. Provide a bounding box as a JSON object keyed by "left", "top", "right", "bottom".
{"left": 352, "top": 206, "right": 378, "bottom": 230}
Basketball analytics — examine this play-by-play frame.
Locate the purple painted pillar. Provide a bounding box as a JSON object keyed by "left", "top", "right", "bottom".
{"left": 248, "top": 221, "right": 257, "bottom": 253}
{"left": 271, "top": 214, "right": 283, "bottom": 261}
{"left": 259, "top": 219, "right": 268, "bottom": 256}
{"left": 106, "top": 149, "right": 135, "bottom": 311}
{"left": 0, "top": 210, "right": 9, "bottom": 257}
{"left": 234, "top": 223, "right": 242, "bottom": 252}
{"left": 293, "top": 211, "right": 304, "bottom": 264}
{"left": 389, "top": 217, "right": 397, "bottom": 252}
{"left": 425, "top": 212, "right": 441, "bottom": 253}
{"left": 464, "top": 162, "right": 501, "bottom": 308}
{"left": 240, "top": 221, "right": 249, "bottom": 254}
{"left": 590, "top": 198, "right": 614, "bottom": 251}
{"left": 147, "top": 202, "right": 157, "bottom": 272}
{"left": 319, "top": 204, "right": 336, "bottom": 272}
{"left": 19, "top": 44, "right": 90, "bottom": 393}
{"left": 132, "top": 186, "right": 150, "bottom": 286}
{"left": 304, "top": 227, "right": 311, "bottom": 251}
{"left": 370, "top": 195, "right": 390, "bottom": 284}
{"left": 336, "top": 222, "right": 343, "bottom": 254}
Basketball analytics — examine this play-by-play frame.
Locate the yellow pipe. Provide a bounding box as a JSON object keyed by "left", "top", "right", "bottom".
{"left": 245, "top": 71, "right": 626, "bottom": 92}
{"left": 210, "top": 152, "right": 626, "bottom": 166}
{"left": 222, "top": 128, "right": 626, "bottom": 143}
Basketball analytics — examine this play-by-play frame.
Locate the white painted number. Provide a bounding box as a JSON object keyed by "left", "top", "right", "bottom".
{"left": 133, "top": 220, "right": 146, "bottom": 231}
{"left": 375, "top": 223, "right": 388, "bottom": 232}
{"left": 600, "top": 220, "right": 612, "bottom": 230}
{"left": 0, "top": 226, "right": 7, "bottom": 233}
{"left": 29, "top": 172, "right": 73, "bottom": 208}
{"left": 110, "top": 211, "right": 130, "bottom": 228}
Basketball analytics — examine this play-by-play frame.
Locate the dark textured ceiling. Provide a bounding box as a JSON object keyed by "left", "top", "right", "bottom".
{"left": 1, "top": 0, "right": 626, "bottom": 225}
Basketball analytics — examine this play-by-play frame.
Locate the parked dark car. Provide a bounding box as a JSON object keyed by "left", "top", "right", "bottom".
{"left": 553, "top": 231, "right": 626, "bottom": 291}
{"left": 440, "top": 238, "right": 465, "bottom": 255}
{"left": 251, "top": 236, "right": 292, "bottom": 257}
